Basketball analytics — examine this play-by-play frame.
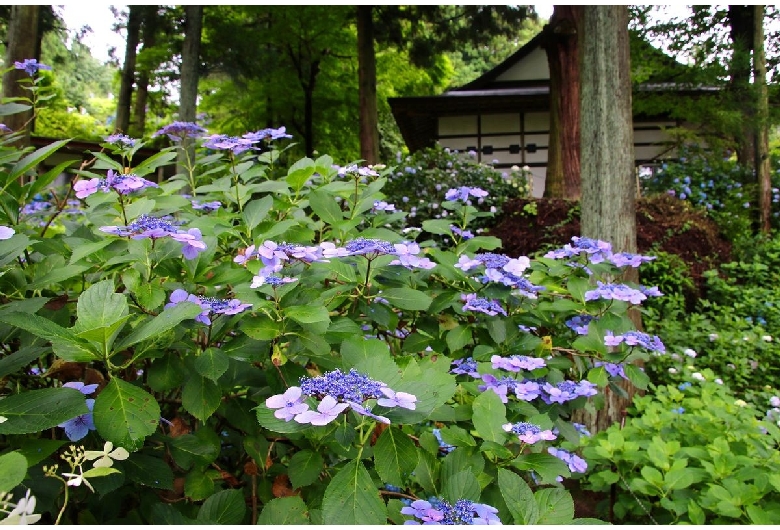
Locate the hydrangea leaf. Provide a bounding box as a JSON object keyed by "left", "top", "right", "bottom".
{"left": 258, "top": 497, "right": 311, "bottom": 525}
{"left": 196, "top": 489, "right": 246, "bottom": 525}
{"left": 374, "top": 426, "right": 418, "bottom": 486}
{"left": 93, "top": 379, "right": 160, "bottom": 452}
{"left": 322, "top": 460, "right": 387, "bottom": 525}
{"left": 498, "top": 468, "right": 539, "bottom": 525}
{"left": 0, "top": 387, "right": 87, "bottom": 434}
{"left": 471, "top": 389, "right": 508, "bottom": 444}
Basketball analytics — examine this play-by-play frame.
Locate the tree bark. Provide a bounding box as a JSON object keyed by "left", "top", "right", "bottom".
{"left": 357, "top": 5, "right": 379, "bottom": 165}
{"left": 576, "top": 5, "right": 637, "bottom": 435}
{"left": 131, "top": 5, "right": 159, "bottom": 138}
{"left": 541, "top": 5, "right": 582, "bottom": 199}
{"left": 2, "top": 5, "right": 40, "bottom": 147}
{"left": 177, "top": 5, "right": 203, "bottom": 177}
{"left": 115, "top": 5, "right": 142, "bottom": 134}
{"left": 728, "top": 5, "right": 756, "bottom": 172}
{"left": 754, "top": 5, "right": 771, "bottom": 233}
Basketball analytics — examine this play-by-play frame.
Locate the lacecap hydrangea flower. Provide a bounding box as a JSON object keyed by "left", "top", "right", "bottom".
{"left": 265, "top": 368, "right": 416, "bottom": 426}
{"left": 74, "top": 169, "right": 157, "bottom": 199}
{"left": 100, "top": 215, "right": 206, "bottom": 260}
{"left": 164, "top": 289, "right": 252, "bottom": 325}
{"left": 401, "top": 498, "right": 501, "bottom": 525}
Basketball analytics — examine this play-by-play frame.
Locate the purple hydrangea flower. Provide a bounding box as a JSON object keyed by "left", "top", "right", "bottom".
{"left": 191, "top": 200, "right": 221, "bottom": 212}
{"left": 58, "top": 398, "right": 96, "bottom": 441}
{"left": 376, "top": 387, "right": 417, "bottom": 410}
{"left": 104, "top": 134, "right": 136, "bottom": 147}
{"left": 265, "top": 386, "right": 309, "bottom": 421}
{"left": 202, "top": 133, "right": 257, "bottom": 155}
{"left": 242, "top": 126, "right": 292, "bottom": 142}
{"left": 0, "top": 226, "right": 15, "bottom": 240}
{"left": 584, "top": 281, "right": 648, "bottom": 305}
{"left": 503, "top": 421, "right": 557, "bottom": 444}
{"left": 604, "top": 330, "right": 665, "bottom": 353}
{"left": 372, "top": 200, "right": 396, "bottom": 212}
{"left": 545, "top": 236, "right": 613, "bottom": 264}
{"left": 609, "top": 252, "right": 656, "bottom": 268}
{"left": 294, "top": 395, "right": 349, "bottom": 426}
{"left": 541, "top": 380, "right": 597, "bottom": 404}
{"left": 99, "top": 215, "right": 206, "bottom": 260}
{"left": 450, "top": 357, "right": 480, "bottom": 377}
{"left": 594, "top": 361, "right": 627, "bottom": 379}
{"left": 491, "top": 354, "right": 546, "bottom": 372}
{"left": 347, "top": 401, "right": 390, "bottom": 424}
{"left": 444, "top": 186, "right": 489, "bottom": 202}
{"left": 152, "top": 121, "right": 207, "bottom": 142}
{"left": 14, "top": 58, "right": 51, "bottom": 76}
{"left": 165, "top": 289, "right": 251, "bottom": 325}
{"left": 389, "top": 242, "right": 436, "bottom": 270}
{"left": 450, "top": 225, "right": 474, "bottom": 239}
{"left": 401, "top": 500, "right": 445, "bottom": 524}
{"left": 461, "top": 293, "right": 507, "bottom": 317}
{"left": 74, "top": 169, "right": 158, "bottom": 199}
{"left": 548, "top": 447, "right": 588, "bottom": 473}
{"left": 566, "top": 315, "right": 594, "bottom": 335}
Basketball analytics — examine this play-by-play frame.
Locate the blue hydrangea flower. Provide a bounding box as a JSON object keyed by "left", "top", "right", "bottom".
{"left": 99, "top": 215, "right": 206, "bottom": 260}
{"left": 152, "top": 121, "right": 207, "bottom": 142}
{"left": 450, "top": 357, "right": 480, "bottom": 377}
{"left": 491, "top": 354, "right": 546, "bottom": 372}
{"left": 548, "top": 446, "right": 588, "bottom": 473}
{"left": 14, "top": 58, "right": 51, "bottom": 76}
{"left": 503, "top": 421, "right": 557, "bottom": 444}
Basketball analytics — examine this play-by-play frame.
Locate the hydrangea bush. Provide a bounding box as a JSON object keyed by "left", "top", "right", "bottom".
{"left": 581, "top": 369, "right": 780, "bottom": 524}
{"left": 0, "top": 64, "right": 661, "bottom": 524}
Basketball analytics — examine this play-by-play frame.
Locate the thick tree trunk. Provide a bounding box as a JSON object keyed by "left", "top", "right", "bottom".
{"left": 542, "top": 5, "right": 582, "bottom": 199}
{"left": 728, "top": 5, "right": 756, "bottom": 172}
{"left": 177, "top": 5, "right": 203, "bottom": 178}
{"left": 576, "top": 5, "right": 637, "bottom": 435}
{"left": 754, "top": 5, "right": 771, "bottom": 233}
{"left": 131, "top": 5, "right": 159, "bottom": 138}
{"left": 115, "top": 6, "right": 142, "bottom": 134}
{"left": 2, "top": 5, "right": 40, "bottom": 147}
{"left": 357, "top": 5, "right": 379, "bottom": 165}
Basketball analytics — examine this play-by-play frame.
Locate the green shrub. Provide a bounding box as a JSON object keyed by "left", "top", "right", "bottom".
{"left": 581, "top": 372, "right": 780, "bottom": 525}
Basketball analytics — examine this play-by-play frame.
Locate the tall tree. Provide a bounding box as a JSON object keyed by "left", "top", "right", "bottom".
{"left": 728, "top": 5, "right": 756, "bottom": 169}
{"left": 541, "top": 5, "right": 582, "bottom": 199}
{"left": 177, "top": 5, "right": 203, "bottom": 177}
{"left": 115, "top": 5, "right": 142, "bottom": 134}
{"left": 577, "top": 5, "right": 637, "bottom": 434}
{"left": 130, "top": 5, "right": 161, "bottom": 138}
{"left": 357, "top": 5, "right": 379, "bottom": 165}
{"left": 2, "top": 5, "right": 40, "bottom": 146}
{"left": 754, "top": 5, "right": 771, "bottom": 233}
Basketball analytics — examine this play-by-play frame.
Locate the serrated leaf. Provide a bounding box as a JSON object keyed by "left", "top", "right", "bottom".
{"left": 197, "top": 489, "right": 246, "bottom": 524}
{"left": 498, "top": 468, "right": 538, "bottom": 524}
{"left": 309, "top": 188, "right": 345, "bottom": 225}
{"left": 441, "top": 469, "right": 480, "bottom": 505}
{"left": 413, "top": 449, "right": 440, "bottom": 496}
{"left": 322, "top": 460, "right": 387, "bottom": 524}
{"left": 182, "top": 376, "right": 222, "bottom": 422}
{"left": 379, "top": 288, "right": 432, "bottom": 311}
{"left": 374, "top": 426, "right": 418, "bottom": 486}
{"left": 185, "top": 470, "right": 215, "bottom": 501}
{"left": 624, "top": 364, "right": 650, "bottom": 390}
{"left": 193, "top": 348, "right": 230, "bottom": 382}
{"left": 446, "top": 325, "right": 472, "bottom": 354}
{"left": 115, "top": 301, "right": 203, "bottom": 350}
{"left": 258, "top": 496, "right": 310, "bottom": 525}
{"left": 284, "top": 305, "right": 331, "bottom": 325}
{"left": 242, "top": 195, "right": 274, "bottom": 232}
{"left": 471, "top": 388, "right": 508, "bottom": 443}
{"left": 288, "top": 450, "right": 325, "bottom": 489}
{"left": 534, "top": 488, "right": 575, "bottom": 524}
{"left": 0, "top": 388, "right": 87, "bottom": 434}
{"left": 93, "top": 379, "right": 161, "bottom": 452}
{"left": 511, "top": 453, "right": 571, "bottom": 485}
{"left": 240, "top": 315, "right": 282, "bottom": 341}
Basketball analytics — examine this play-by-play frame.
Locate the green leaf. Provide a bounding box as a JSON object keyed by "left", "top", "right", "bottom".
{"left": 193, "top": 348, "right": 230, "bottom": 382}
{"left": 471, "top": 389, "right": 508, "bottom": 443}
{"left": 511, "top": 453, "right": 571, "bottom": 485}
{"left": 0, "top": 102, "right": 31, "bottom": 116}
{"left": 115, "top": 301, "right": 203, "bottom": 350}
{"left": 664, "top": 467, "right": 707, "bottom": 491}
{"left": 255, "top": 403, "right": 310, "bottom": 434}
{"left": 534, "top": 488, "right": 575, "bottom": 525}
{"left": 288, "top": 450, "right": 325, "bottom": 489}
{"left": 258, "top": 497, "right": 310, "bottom": 525}
{"left": 379, "top": 288, "right": 432, "bottom": 311}
{"left": 322, "top": 460, "right": 387, "bottom": 525}
{"left": 747, "top": 505, "right": 772, "bottom": 525}
{"left": 182, "top": 376, "right": 222, "bottom": 422}
{"left": 498, "top": 468, "right": 538, "bottom": 525}
{"left": 240, "top": 314, "right": 282, "bottom": 341}
{"left": 422, "top": 218, "right": 456, "bottom": 236}
{"left": 0, "top": 234, "right": 31, "bottom": 267}
{"left": 0, "top": 388, "right": 87, "bottom": 434}
{"left": 374, "top": 426, "right": 418, "bottom": 486}
{"left": 567, "top": 276, "right": 591, "bottom": 302}
{"left": 412, "top": 449, "right": 440, "bottom": 496}
{"left": 286, "top": 158, "right": 316, "bottom": 191}
{"left": 0, "top": 345, "right": 46, "bottom": 379}
{"left": 197, "top": 489, "right": 246, "bottom": 524}
{"left": 27, "top": 263, "right": 90, "bottom": 290}
{"left": 0, "top": 451, "right": 28, "bottom": 493}
{"left": 309, "top": 188, "right": 345, "bottom": 225}
{"left": 441, "top": 469, "right": 480, "bottom": 505}
{"left": 129, "top": 149, "right": 178, "bottom": 177}
{"left": 640, "top": 466, "right": 664, "bottom": 488}
{"left": 9, "top": 139, "right": 70, "bottom": 182}
{"left": 184, "top": 470, "right": 214, "bottom": 501}
{"left": 242, "top": 195, "right": 273, "bottom": 232}
{"left": 446, "top": 325, "right": 472, "bottom": 354}
{"left": 284, "top": 305, "right": 331, "bottom": 326}
{"left": 93, "top": 379, "right": 161, "bottom": 452}
{"left": 82, "top": 467, "right": 121, "bottom": 479}
{"left": 28, "top": 159, "right": 77, "bottom": 199}
{"left": 169, "top": 433, "right": 220, "bottom": 470}
{"left": 147, "top": 355, "right": 187, "bottom": 392}
{"left": 16, "top": 439, "right": 65, "bottom": 467}
{"left": 0, "top": 312, "right": 99, "bottom": 361}
{"left": 587, "top": 366, "right": 609, "bottom": 387}
{"left": 688, "top": 500, "right": 706, "bottom": 525}
{"left": 437, "top": 425, "right": 477, "bottom": 448}
{"left": 74, "top": 280, "right": 129, "bottom": 348}
{"left": 624, "top": 364, "right": 650, "bottom": 390}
